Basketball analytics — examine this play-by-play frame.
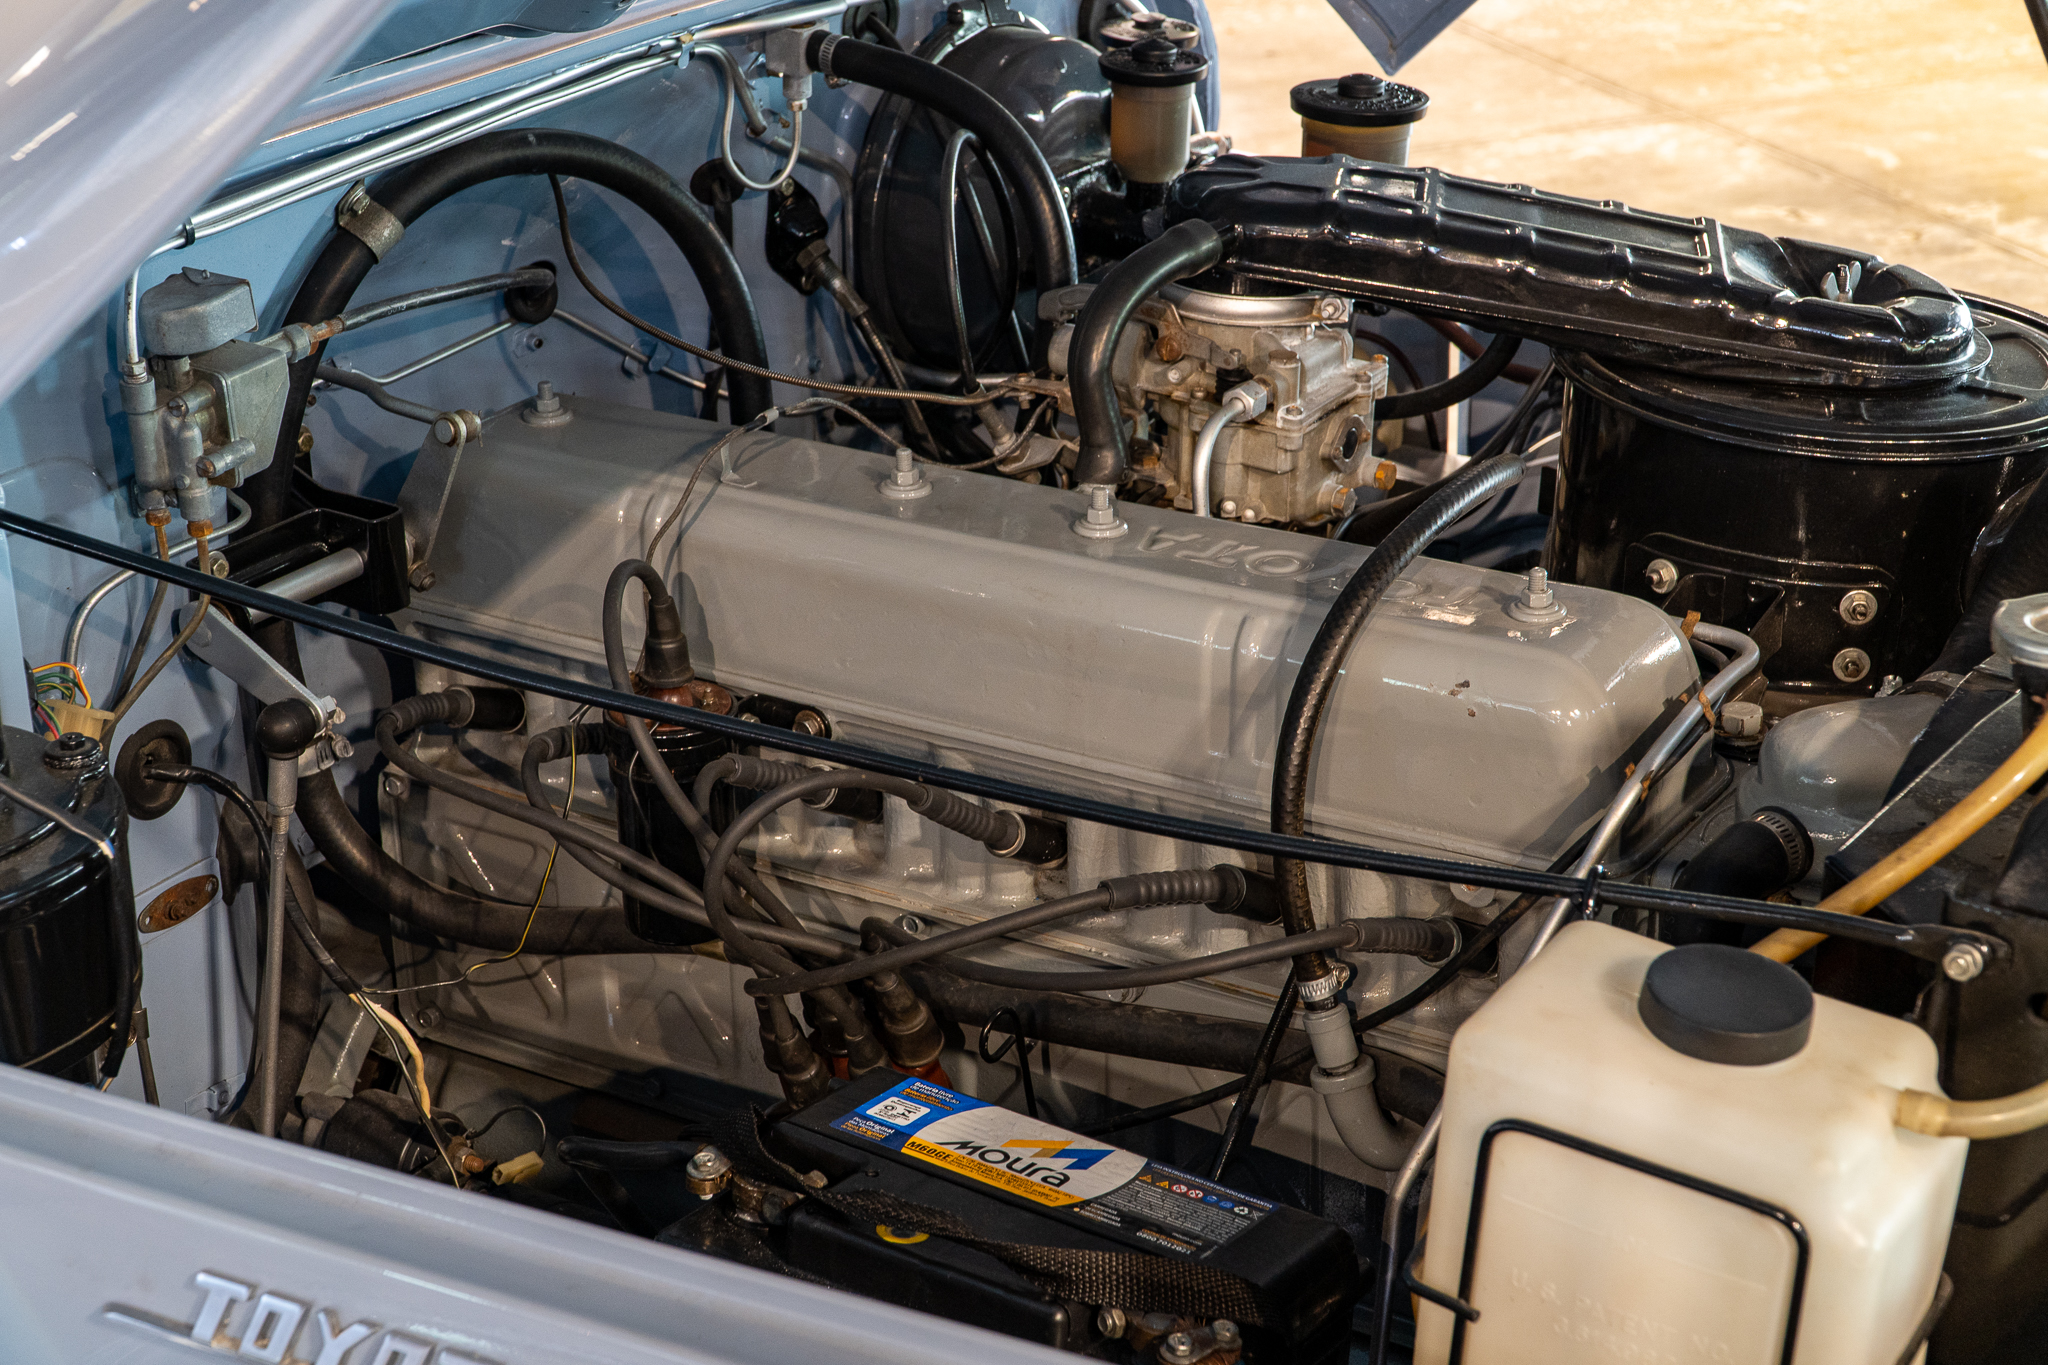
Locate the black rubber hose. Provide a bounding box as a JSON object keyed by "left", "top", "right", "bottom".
{"left": 1273, "top": 448, "right": 1530, "bottom": 985}
{"left": 1069, "top": 220, "right": 1228, "bottom": 487}
{"left": 805, "top": 31, "right": 1077, "bottom": 305}
{"left": 1374, "top": 330, "right": 1521, "bottom": 419}
{"left": 1664, "top": 808, "right": 1813, "bottom": 948}
{"left": 1924, "top": 477, "right": 2048, "bottom": 681}
{"left": 245, "top": 128, "right": 772, "bottom": 531}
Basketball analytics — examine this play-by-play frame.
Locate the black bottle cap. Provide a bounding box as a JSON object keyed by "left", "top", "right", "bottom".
{"left": 1637, "top": 944, "right": 1813, "bottom": 1065}
{"left": 1290, "top": 73, "right": 1430, "bottom": 128}
{"left": 1100, "top": 36, "right": 1207, "bottom": 88}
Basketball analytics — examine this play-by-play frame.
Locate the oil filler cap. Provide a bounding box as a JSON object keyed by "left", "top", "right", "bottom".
{"left": 1638, "top": 944, "right": 1812, "bottom": 1065}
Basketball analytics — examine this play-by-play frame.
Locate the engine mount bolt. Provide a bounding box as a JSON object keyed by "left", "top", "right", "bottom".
{"left": 880, "top": 446, "right": 932, "bottom": 501}
{"left": 1212, "top": 1320, "right": 1241, "bottom": 1349}
{"left": 1943, "top": 941, "right": 1987, "bottom": 982}
{"left": 1643, "top": 558, "right": 1679, "bottom": 595}
{"left": 1161, "top": 1331, "right": 1199, "bottom": 1364}
{"left": 1508, "top": 565, "right": 1568, "bottom": 623}
{"left": 1839, "top": 589, "right": 1878, "bottom": 625}
{"left": 1096, "top": 1308, "right": 1128, "bottom": 1340}
{"left": 1075, "top": 483, "right": 1129, "bottom": 540}
{"left": 1317, "top": 296, "right": 1349, "bottom": 323}
{"left": 1832, "top": 647, "right": 1873, "bottom": 683}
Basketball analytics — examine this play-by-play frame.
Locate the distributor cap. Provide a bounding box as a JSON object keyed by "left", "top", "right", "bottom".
{"left": 1290, "top": 73, "right": 1429, "bottom": 128}
{"left": 1100, "top": 36, "right": 1207, "bottom": 88}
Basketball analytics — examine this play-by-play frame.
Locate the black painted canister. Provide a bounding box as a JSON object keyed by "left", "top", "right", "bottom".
{"left": 1549, "top": 296, "right": 2048, "bottom": 693}
{"left": 604, "top": 681, "right": 734, "bottom": 947}
{"left": 0, "top": 727, "right": 136, "bottom": 1082}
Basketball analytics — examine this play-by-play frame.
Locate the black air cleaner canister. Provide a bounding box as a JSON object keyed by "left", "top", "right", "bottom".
{"left": 1549, "top": 296, "right": 2048, "bottom": 693}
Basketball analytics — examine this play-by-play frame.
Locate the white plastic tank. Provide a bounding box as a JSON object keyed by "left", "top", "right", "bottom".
{"left": 1414, "top": 921, "right": 1966, "bottom": 1365}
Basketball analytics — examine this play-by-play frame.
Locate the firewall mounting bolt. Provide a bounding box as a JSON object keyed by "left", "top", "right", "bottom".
{"left": 880, "top": 446, "right": 931, "bottom": 500}
{"left": 1508, "top": 565, "right": 1567, "bottom": 623}
{"left": 1943, "top": 941, "right": 1987, "bottom": 983}
{"left": 1075, "top": 483, "right": 1129, "bottom": 539}
{"left": 1839, "top": 589, "right": 1878, "bottom": 625}
{"left": 1643, "top": 558, "right": 1679, "bottom": 595}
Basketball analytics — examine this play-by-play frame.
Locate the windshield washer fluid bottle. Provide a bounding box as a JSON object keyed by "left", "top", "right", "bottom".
{"left": 1414, "top": 921, "right": 1966, "bottom": 1365}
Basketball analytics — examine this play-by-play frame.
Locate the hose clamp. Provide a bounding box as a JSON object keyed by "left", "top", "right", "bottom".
{"left": 812, "top": 32, "right": 843, "bottom": 77}
{"left": 336, "top": 180, "right": 404, "bottom": 261}
{"left": 1298, "top": 968, "right": 1348, "bottom": 1004}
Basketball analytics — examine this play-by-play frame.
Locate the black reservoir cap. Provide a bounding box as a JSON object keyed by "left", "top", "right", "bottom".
{"left": 1290, "top": 73, "right": 1429, "bottom": 127}
{"left": 1638, "top": 944, "right": 1813, "bottom": 1066}
{"left": 1100, "top": 36, "right": 1207, "bottom": 88}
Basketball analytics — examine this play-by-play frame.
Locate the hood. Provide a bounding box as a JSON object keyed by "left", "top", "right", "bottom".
{"left": 0, "top": 0, "right": 397, "bottom": 405}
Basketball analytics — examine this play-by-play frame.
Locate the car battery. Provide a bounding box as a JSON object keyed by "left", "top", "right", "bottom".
{"left": 770, "top": 1071, "right": 1359, "bottom": 1362}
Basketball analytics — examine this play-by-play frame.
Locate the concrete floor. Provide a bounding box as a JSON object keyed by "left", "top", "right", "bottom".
{"left": 1212, "top": 0, "right": 2048, "bottom": 312}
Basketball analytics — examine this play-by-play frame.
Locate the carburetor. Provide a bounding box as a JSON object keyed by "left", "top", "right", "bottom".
{"left": 1049, "top": 283, "right": 1388, "bottom": 525}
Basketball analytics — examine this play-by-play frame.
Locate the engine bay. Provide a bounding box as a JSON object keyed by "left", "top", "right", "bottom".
{"left": 8, "top": 1, "right": 2048, "bottom": 1362}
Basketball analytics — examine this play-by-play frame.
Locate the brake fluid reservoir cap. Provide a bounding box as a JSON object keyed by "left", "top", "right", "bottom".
{"left": 1638, "top": 944, "right": 1812, "bottom": 1065}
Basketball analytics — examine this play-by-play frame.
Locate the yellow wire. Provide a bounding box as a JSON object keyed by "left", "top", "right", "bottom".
{"left": 464, "top": 715, "right": 580, "bottom": 975}
{"left": 1751, "top": 710, "right": 2048, "bottom": 964}
{"left": 32, "top": 660, "right": 91, "bottom": 708}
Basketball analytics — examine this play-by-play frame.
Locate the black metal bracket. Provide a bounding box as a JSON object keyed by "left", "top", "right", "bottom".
{"left": 219, "top": 469, "right": 408, "bottom": 621}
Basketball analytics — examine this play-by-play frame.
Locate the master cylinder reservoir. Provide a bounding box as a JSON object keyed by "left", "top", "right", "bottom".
{"left": 1416, "top": 922, "right": 1964, "bottom": 1365}
{"left": 1100, "top": 37, "right": 1207, "bottom": 189}
{"left": 1290, "top": 73, "right": 1427, "bottom": 164}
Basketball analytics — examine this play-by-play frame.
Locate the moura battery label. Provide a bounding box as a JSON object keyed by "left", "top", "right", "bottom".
{"left": 833, "top": 1077, "right": 1273, "bottom": 1257}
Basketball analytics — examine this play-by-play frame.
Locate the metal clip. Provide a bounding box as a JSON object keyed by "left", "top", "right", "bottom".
{"left": 335, "top": 179, "right": 405, "bottom": 261}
